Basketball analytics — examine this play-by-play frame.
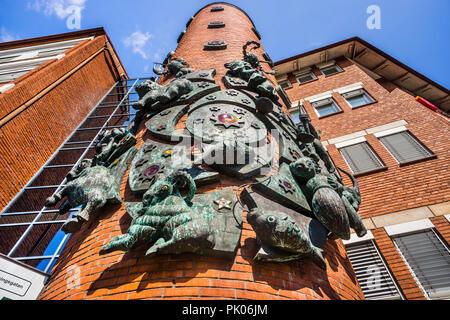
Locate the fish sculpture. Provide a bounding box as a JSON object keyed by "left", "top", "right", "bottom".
{"left": 247, "top": 208, "right": 327, "bottom": 269}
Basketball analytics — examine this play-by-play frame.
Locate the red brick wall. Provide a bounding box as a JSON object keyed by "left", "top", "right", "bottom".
{"left": 39, "top": 3, "right": 364, "bottom": 300}
{"left": 431, "top": 216, "right": 450, "bottom": 244}
{"left": 0, "top": 35, "right": 121, "bottom": 211}
{"left": 284, "top": 57, "right": 450, "bottom": 218}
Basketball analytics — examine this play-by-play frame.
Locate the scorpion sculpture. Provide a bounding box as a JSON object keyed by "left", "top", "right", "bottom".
{"left": 224, "top": 41, "right": 278, "bottom": 102}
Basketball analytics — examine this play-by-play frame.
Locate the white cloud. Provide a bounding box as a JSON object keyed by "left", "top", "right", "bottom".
{"left": 27, "top": 0, "right": 87, "bottom": 29}
{"left": 123, "top": 30, "right": 153, "bottom": 60}
{"left": 1, "top": 27, "right": 20, "bottom": 42}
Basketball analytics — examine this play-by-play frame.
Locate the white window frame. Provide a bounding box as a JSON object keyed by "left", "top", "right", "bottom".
{"left": 319, "top": 64, "right": 343, "bottom": 77}
{"left": 278, "top": 79, "right": 292, "bottom": 90}
{"left": 338, "top": 139, "right": 386, "bottom": 175}
{"left": 342, "top": 88, "right": 376, "bottom": 109}
{"left": 344, "top": 233, "right": 405, "bottom": 300}
{"left": 311, "top": 97, "right": 341, "bottom": 118}
{"left": 388, "top": 222, "right": 450, "bottom": 300}
{"left": 376, "top": 129, "right": 434, "bottom": 165}
{"left": 0, "top": 36, "right": 91, "bottom": 83}
{"left": 0, "top": 37, "right": 93, "bottom": 59}
{"left": 295, "top": 71, "right": 317, "bottom": 85}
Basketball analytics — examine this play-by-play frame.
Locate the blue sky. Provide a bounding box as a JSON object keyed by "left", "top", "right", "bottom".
{"left": 1, "top": 0, "right": 449, "bottom": 88}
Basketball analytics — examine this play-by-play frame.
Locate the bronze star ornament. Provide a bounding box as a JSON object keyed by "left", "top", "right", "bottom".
{"left": 214, "top": 198, "right": 232, "bottom": 210}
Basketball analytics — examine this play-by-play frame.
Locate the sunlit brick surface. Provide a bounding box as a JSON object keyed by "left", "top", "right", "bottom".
{"left": 39, "top": 3, "right": 364, "bottom": 300}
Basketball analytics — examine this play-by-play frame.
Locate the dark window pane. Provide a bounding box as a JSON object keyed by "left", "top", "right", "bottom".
{"left": 321, "top": 65, "right": 341, "bottom": 76}
{"left": 315, "top": 102, "right": 339, "bottom": 117}
{"left": 297, "top": 72, "right": 315, "bottom": 83}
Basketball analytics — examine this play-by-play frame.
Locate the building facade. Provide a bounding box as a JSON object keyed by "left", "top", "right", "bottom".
{"left": 274, "top": 39, "right": 450, "bottom": 300}
{"left": 0, "top": 27, "right": 127, "bottom": 295}
{"left": 0, "top": 2, "right": 448, "bottom": 301}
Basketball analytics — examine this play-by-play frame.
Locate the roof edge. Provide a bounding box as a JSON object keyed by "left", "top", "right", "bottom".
{"left": 274, "top": 36, "right": 449, "bottom": 94}
{"left": 0, "top": 27, "right": 129, "bottom": 79}
{"left": 0, "top": 27, "right": 106, "bottom": 50}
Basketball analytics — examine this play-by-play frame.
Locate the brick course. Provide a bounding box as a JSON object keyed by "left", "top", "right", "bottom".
{"left": 38, "top": 3, "right": 364, "bottom": 300}
{"left": 0, "top": 34, "right": 121, "bottom": 212}
{"left": 284, "top": 57, "right": 450, "bottom": 219}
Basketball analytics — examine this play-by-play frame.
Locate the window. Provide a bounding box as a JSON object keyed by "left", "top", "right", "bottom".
{"left": 346, "top": 240, "right": 403, "bottom": 300}
{"left": 279, "top": 79, "right": 291, "bottom": 90}
{"left": 208, "top": 21, "right": 225, "bottom": 28}
{"left": 0, "top": 37, "right": 91, "bottom": 83}
{"left": 204, "top": 41, "right": 227, "bottom": 50}
{"left": 379, "top": 131, "right": 434, "bottom": 164}
{"left": 320, "top": 64, "right": 342, "bottom": 77}
{"left": 296, "top": 71, "right": 317, "bottom": 84}
{"left": 343, "top": 89, "right": 375, "bottom": 108}
{"left": 339, "top": 142, "right": 385, "bottom": 175}
{"left": 262, "top": 52, "right": 273, "bottom": 67}
{"left": 290, "top": 111, "right": 300, "bottom": 124}
{"left": 311, "top": 97, "right": 341, "bottom": 117}
{"left": 210, "top": 6, "right": 224, "bottom": 12}
{"left": 393, "top": 230, "right": 450, "bottom": 299}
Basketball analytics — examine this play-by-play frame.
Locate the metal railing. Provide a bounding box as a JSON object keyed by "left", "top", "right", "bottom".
{"left": 0, "top": 78, "right": 151, "bottom": 274}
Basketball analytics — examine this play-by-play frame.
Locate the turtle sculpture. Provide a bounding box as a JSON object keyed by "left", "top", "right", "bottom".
{"left": 290, "top": 156, "right": 366, "bottom": 240}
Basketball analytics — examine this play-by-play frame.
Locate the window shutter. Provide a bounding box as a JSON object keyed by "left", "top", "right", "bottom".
{"left": 346, "top": 241, "right": 403, "bottom": 300}
{"left": 312, "top": 97, "right": 334, "bottom": 108}
{"left": 342, "top": 89, "right": 364, "bottom": 99}
{"left": 393, "top": 230, "right": 450, "bottom": 299}
{"left": 380, "top": 131, "right": 432, "bottom": 164}
{"left": 340, "top": 142, "right": 384, "bottom": 174}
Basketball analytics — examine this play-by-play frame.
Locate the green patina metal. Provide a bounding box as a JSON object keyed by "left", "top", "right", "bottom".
{"left": 129, "top": 138, "right": 219, "bottom": 194}
{"left": 133, "top": 78, "right": 195, "bottom": 114}
{"left": 145, "top": 104, "right": 191, "bottom": 142}
{"left": 179, "top": 68, "right": 216, "bottom": 83}
{"left": 154, "top": 53, "right": 194, "bottom": 78}
{"left": 100, "top": 175, "right": 243, "bottom": 257}
{"left": 44, "top": 130, "right": 137, "bottom": 234}
{"left": 91, "top": 49, "right": 367, "bottom": 266}
{"left": 188, "top": 87, "right": 257, "bottom": 114}
{"left": 254, "top": 162, "right": 311, "bottom": 215}
{"left": 290, "top": 156, "right": 366, "bottom": 240}
{"left": 241, "top": 188, "right": 327, "bottom": 269}
{"left": 224, "top": 41, "right": 278, "bottom": 102}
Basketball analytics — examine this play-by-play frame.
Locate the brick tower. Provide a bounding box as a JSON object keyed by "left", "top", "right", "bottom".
{"left": 38, "top": 2, "right": 365, "bottom": 300}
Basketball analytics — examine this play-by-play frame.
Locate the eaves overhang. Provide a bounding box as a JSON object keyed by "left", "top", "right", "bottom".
{"left": 274, "top": 37, "right": 449, "bottom": 112}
